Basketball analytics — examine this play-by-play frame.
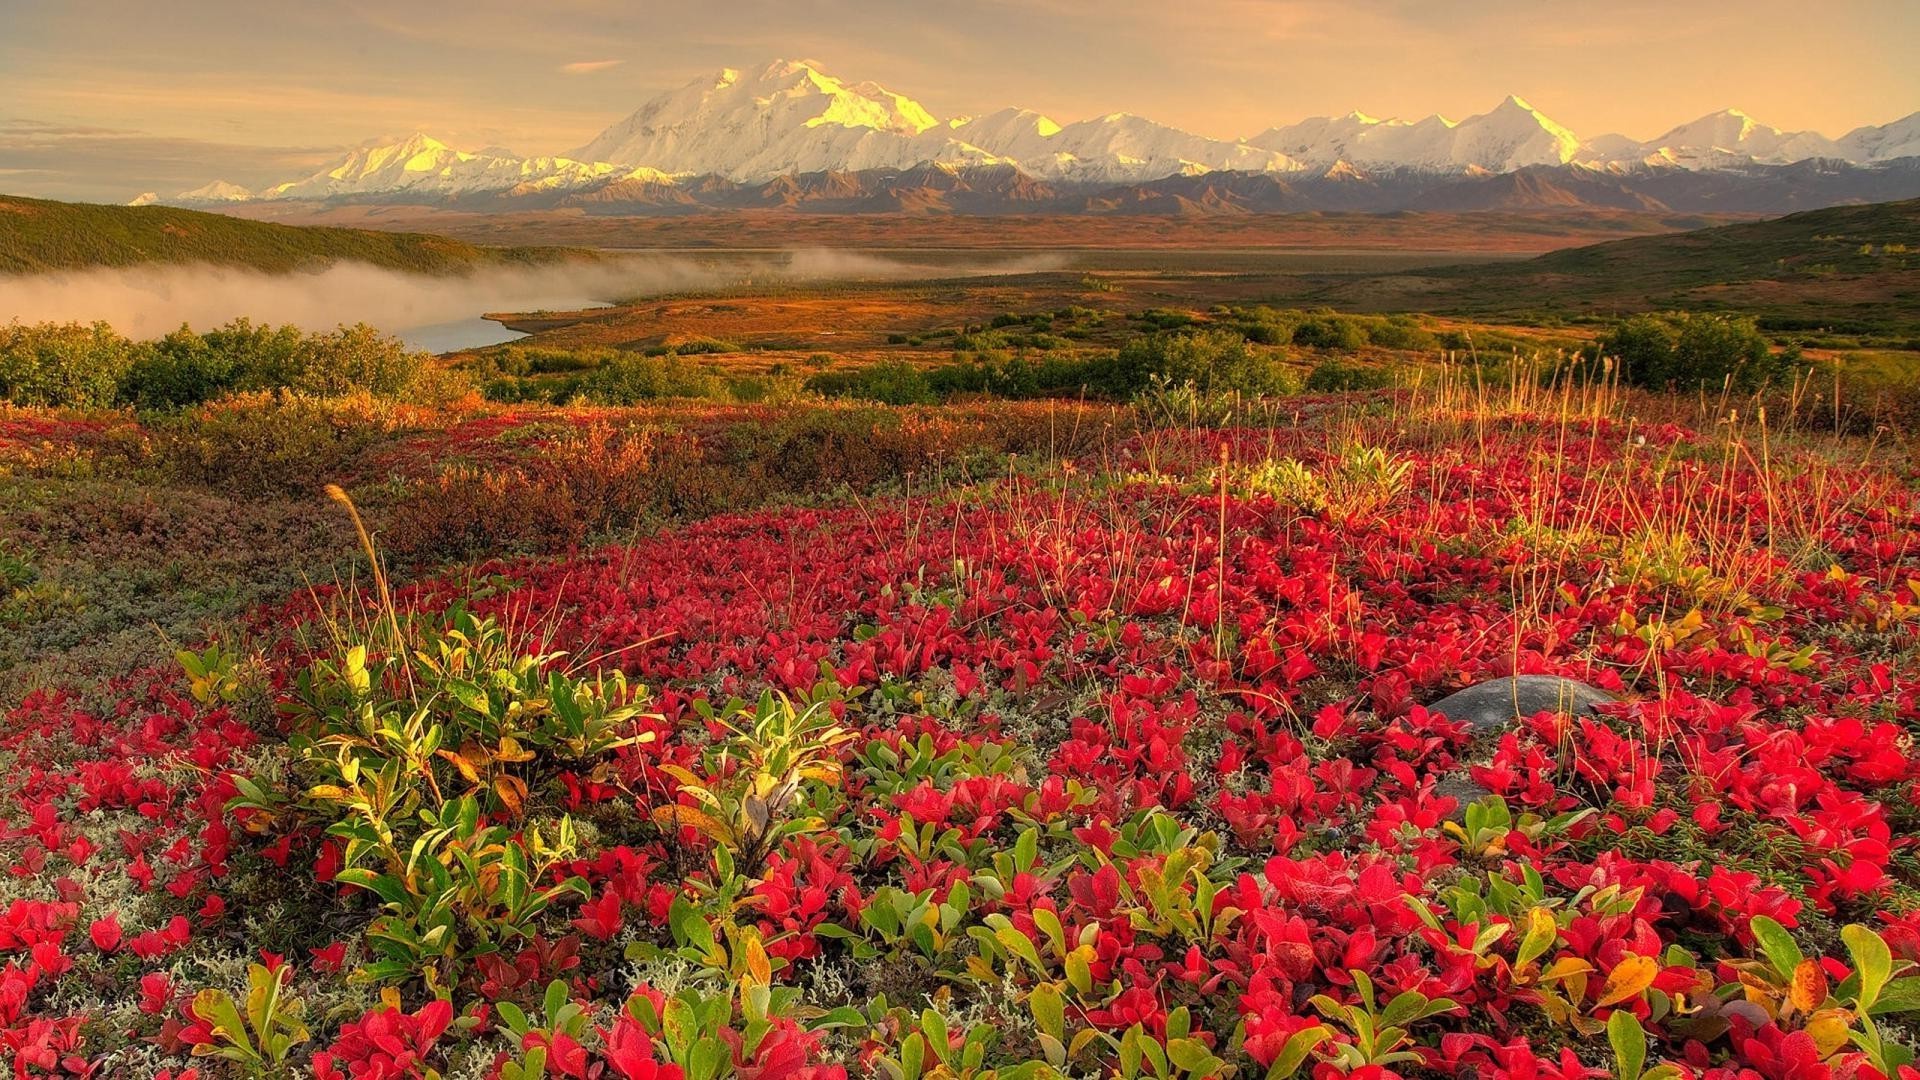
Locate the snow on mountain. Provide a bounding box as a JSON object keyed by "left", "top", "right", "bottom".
{"left": 126, "top": 192, "right": 160, "bottom": 207}
{"left": 1002, "top": 112, "right": 1296, "bottom": 182}
{"left": 185, "top": 58, "right": 1920, "bottom": 206}
{"left": 1837, "top": 112, "right": 1920, "bottom": 164}
{"left": 568, "top": 59, "right": 1002, "bottom": 180}
{"left": 571, "top": 60, "right": 1293, "bottom": 184}
{"left": 1249, "top": 96, "right": 1579, "bottom": 172}
{"left": 260, "top": 134, "right": 633, "bottom": 200}
{"left": 1613, "top": 109, "right": 1842, "bottom": 168}
{"left": 174, "top": 180, "right": 255, "bottom": 203}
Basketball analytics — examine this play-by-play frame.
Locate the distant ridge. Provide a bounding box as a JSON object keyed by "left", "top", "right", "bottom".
{"left": 144, "top": 58, "right": 1920, "bottom": 214}
{"left": 0, "top": 194, "right": 576, "bottom": 275}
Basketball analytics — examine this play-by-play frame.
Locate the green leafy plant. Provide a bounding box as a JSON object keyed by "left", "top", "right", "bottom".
{"left": 187, "top": 963, "right": 312, "bottom": 1073}
{"left": 653, "top": 690, "right": 857, "bottom": 880}
{"left": 1297, "top": 970, "right": 1458, "bottom": 1074}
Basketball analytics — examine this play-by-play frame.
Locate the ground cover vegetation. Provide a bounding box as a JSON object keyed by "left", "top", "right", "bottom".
{"left": 0, "top": 327, "right": 1916, "bottom": 1078}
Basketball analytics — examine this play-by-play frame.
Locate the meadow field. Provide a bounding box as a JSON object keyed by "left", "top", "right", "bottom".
{"left": 1, "top": 201, "right": 1918, "bottom": 1080}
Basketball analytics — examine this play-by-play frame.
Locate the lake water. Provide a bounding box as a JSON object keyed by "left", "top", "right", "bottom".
{"left": 398, "top": 316, "right": 529, "bottom": 353}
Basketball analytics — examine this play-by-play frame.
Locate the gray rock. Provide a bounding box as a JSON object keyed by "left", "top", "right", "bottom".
{"left": 1433, "top": 773, "right": 1493, "bottom": 824}
{"left": 1428, "top": 675, "right": 1614, "bottom": 736}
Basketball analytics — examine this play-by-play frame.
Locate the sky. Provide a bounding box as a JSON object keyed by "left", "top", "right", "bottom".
{"left": 3, "top": 0, "right": 1917, "bottom": 202}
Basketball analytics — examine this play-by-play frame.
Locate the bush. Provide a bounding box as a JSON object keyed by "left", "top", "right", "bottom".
{"left": 1365, "top": 316, "right": 1439, "bottom": 351}
{"left": 0, "top": 321, "right": 143, "bottom": 407}
{"left": 575, "top": 353, "right": 728, "bottom": 404}
{"left": 153, "top": 393, "right": 396, "bottom": 497}
{"left": 1600, "top": 313, "right": 1791, "bottom": 393}
{"left": 803, "top": 361, "right": 935, "bottom": 405}
{"left": 1101, "top": 329, "right": 1293, "bottom": 399}
{"left": 1291, "top": 315, "right": 1368, "bottom": 351}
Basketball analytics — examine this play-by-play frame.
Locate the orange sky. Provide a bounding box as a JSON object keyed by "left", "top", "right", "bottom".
{"left": 2, "top": 0, "right": 1916, "bottom": 200}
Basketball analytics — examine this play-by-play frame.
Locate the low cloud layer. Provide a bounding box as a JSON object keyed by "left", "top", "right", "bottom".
{"left": 0, "top": 250, "right": 1067, "bottom": 343}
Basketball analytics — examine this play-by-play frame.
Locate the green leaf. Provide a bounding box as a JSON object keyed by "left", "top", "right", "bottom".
{"left": 1843, "top": 924, "right": 1894, "bottom": 1013}
{"left": 1609, "top": 1010, "right": 1647, "bottom": 1080}
{"left": 1029, "top": 983, "right": 1066, "bottom": 1041}
{"left": 1870, "top": 976, "right": 1920, "bottom": 1016}
{"left": 1751, "top": 916, "right": 1804, "bottom": 979}
{"left": 1265, "top": 1025, "right": 1330, "bottom": 1080}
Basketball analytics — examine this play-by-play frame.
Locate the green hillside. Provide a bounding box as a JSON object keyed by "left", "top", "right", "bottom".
{"left": 1336, "top": 197, "right": 1920, "bottom": 340}
{"left": 0, "top": 195, "right": 581, "bottom": 274}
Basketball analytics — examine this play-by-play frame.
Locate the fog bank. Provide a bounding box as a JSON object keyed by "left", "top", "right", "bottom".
{"left": 0, "top": 250, "right": 1069, "bottom": 342}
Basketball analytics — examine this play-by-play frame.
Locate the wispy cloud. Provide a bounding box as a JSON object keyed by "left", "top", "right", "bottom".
{"left": 560, "top": 59, "right": 626, "bottom": 75}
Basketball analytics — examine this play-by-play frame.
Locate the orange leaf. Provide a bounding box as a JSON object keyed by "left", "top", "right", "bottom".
{"left": 436, "top": 747, "right": 483, "bottom": 784}
{"left": 493, "top": 774, "right": 528, "bottom": 817}
{"left": 1597, "top": 955, "right": 1658, "bottom": 1007}
{"left": 1789, "top": 959, "right": 1830, "bottom": 1015}
{"left": 652, "top": 804, "right": 733, "bottom": 846}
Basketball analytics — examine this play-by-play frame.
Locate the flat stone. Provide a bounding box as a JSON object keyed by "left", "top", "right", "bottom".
{"left": 1428, "top": 675, "right": 1614, "bottom": 736}
{"left": 1433, "top": 773, "right": 1492, "bottom": 824}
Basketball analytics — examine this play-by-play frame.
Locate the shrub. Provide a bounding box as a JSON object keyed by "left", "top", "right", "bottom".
{"left": 1101, "top": 328, "right": 1293, "bottom": 399}
{"left": 153, "top": 393, "right": 396, "bottom": 497}
{"left": 0, "top": 321, "right": 143, "bottom": 407}
{"left": 1291, "top": 314, "right": 1368, "bottom": 351}
{"left": 1600, "top": 312, "right": 1791, "bottom": 393}
{"left": 1365, "top": 316, "right": 1439, "bottom": 351}
{"left": 576, "top": 353, "right": 728, "bottom": 404}
{"left": 121, "top": 325, "right": 242, "bottom": 409}
{"left": 803, "top": 361, "right": 935, "bottom": 405}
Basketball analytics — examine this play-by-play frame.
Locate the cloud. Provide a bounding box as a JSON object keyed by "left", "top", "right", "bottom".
{"left": 560, "top": 59, "right": 626, "bottom": 75}
{"left": 0, "top": 119, "right": 341, "bottom": 203}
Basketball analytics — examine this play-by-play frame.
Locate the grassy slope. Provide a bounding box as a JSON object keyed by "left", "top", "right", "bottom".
{"left": 0, "top": 194, "right": 581, "bottom": 274}
{"left": 1322, "top": 197, "right": 1920, "bottom": 338}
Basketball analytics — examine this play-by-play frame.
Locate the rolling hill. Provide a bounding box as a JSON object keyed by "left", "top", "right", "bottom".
{"left": 1331, "top": 196, "right": 1920, "bottom": 337}
{"left": 0, "top": 194, "right": 579, "bottom": 274}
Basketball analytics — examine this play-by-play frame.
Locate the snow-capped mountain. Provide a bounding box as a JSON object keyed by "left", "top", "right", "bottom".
{"left": 175, "top": 180, "right": 254, "bottom": 203}
{"left": 1249, "top": 96, "right": 1580, "bottom": 172}
{"left": 258, "top": 133, "right": 658, "bottom": 201}
{"left": 569, "top": 59, "right": 1291, "bottom": 184}
{"left": 1839, "top": 113, "right": 1920, "bottom": 164}
{"left": 569, "top": 60, "right": 1004, "bottom": 180}
{"left": 1607, "top": 109, "right": 1842, "bottom": 168}
{"left": 154, "top": 59, "right": 1919, "bottom": 212}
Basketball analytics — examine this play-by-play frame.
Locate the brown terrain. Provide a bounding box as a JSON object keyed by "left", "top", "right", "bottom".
{"left": 218, "top": 204, "right": 1740, "bottom": 254}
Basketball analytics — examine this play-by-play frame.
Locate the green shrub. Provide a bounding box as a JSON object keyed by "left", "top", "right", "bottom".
{"left": 154, "top": 393, "right": 395, "bottom": 497}
{"left": 576, "top": 353, "right": 728, "bottom": 404}
{"left": 1102, "top": 328, "right": 1292, "bottom": 398}
{"left": 1365, "top": 316, "right": 1439, "bottom": 351}
{"left": 803, "top": 361, "right": 935, "bottom": 405}
{"left": 1600, "top": 312, "right": 1792, "bottom": 393}
{"left": 121, "top": 325, "right": 240, "bottom": 409}
{"left": 1291, "top": 314, "right": 1368, "bottom": 351}
{"left": 0, "top": 321, "right": 143, "bottom": 407}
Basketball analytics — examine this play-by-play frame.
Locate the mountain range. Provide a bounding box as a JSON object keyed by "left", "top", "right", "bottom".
{"left": 152, "top": 58, "right": 1920, "bottom": 215}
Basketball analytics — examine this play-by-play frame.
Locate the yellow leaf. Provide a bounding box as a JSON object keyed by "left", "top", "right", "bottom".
{"left": 652, "top": 804, "right": 734, "bottom": 846}
{"left": 1789, "top": 959, "right": 1830, "bottom": 1016}
{"left": 1597, "top": 955, "right": 1658, "bottom": 1007}
{"left": 742, "top": 932, "right": 772, "bottom": 987}
{"left": 1543, "top": 956, "right": 1595, "bottom": 981}
{"left": 1805, "top": 1008, "right": 1854, "bottom": 1057}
